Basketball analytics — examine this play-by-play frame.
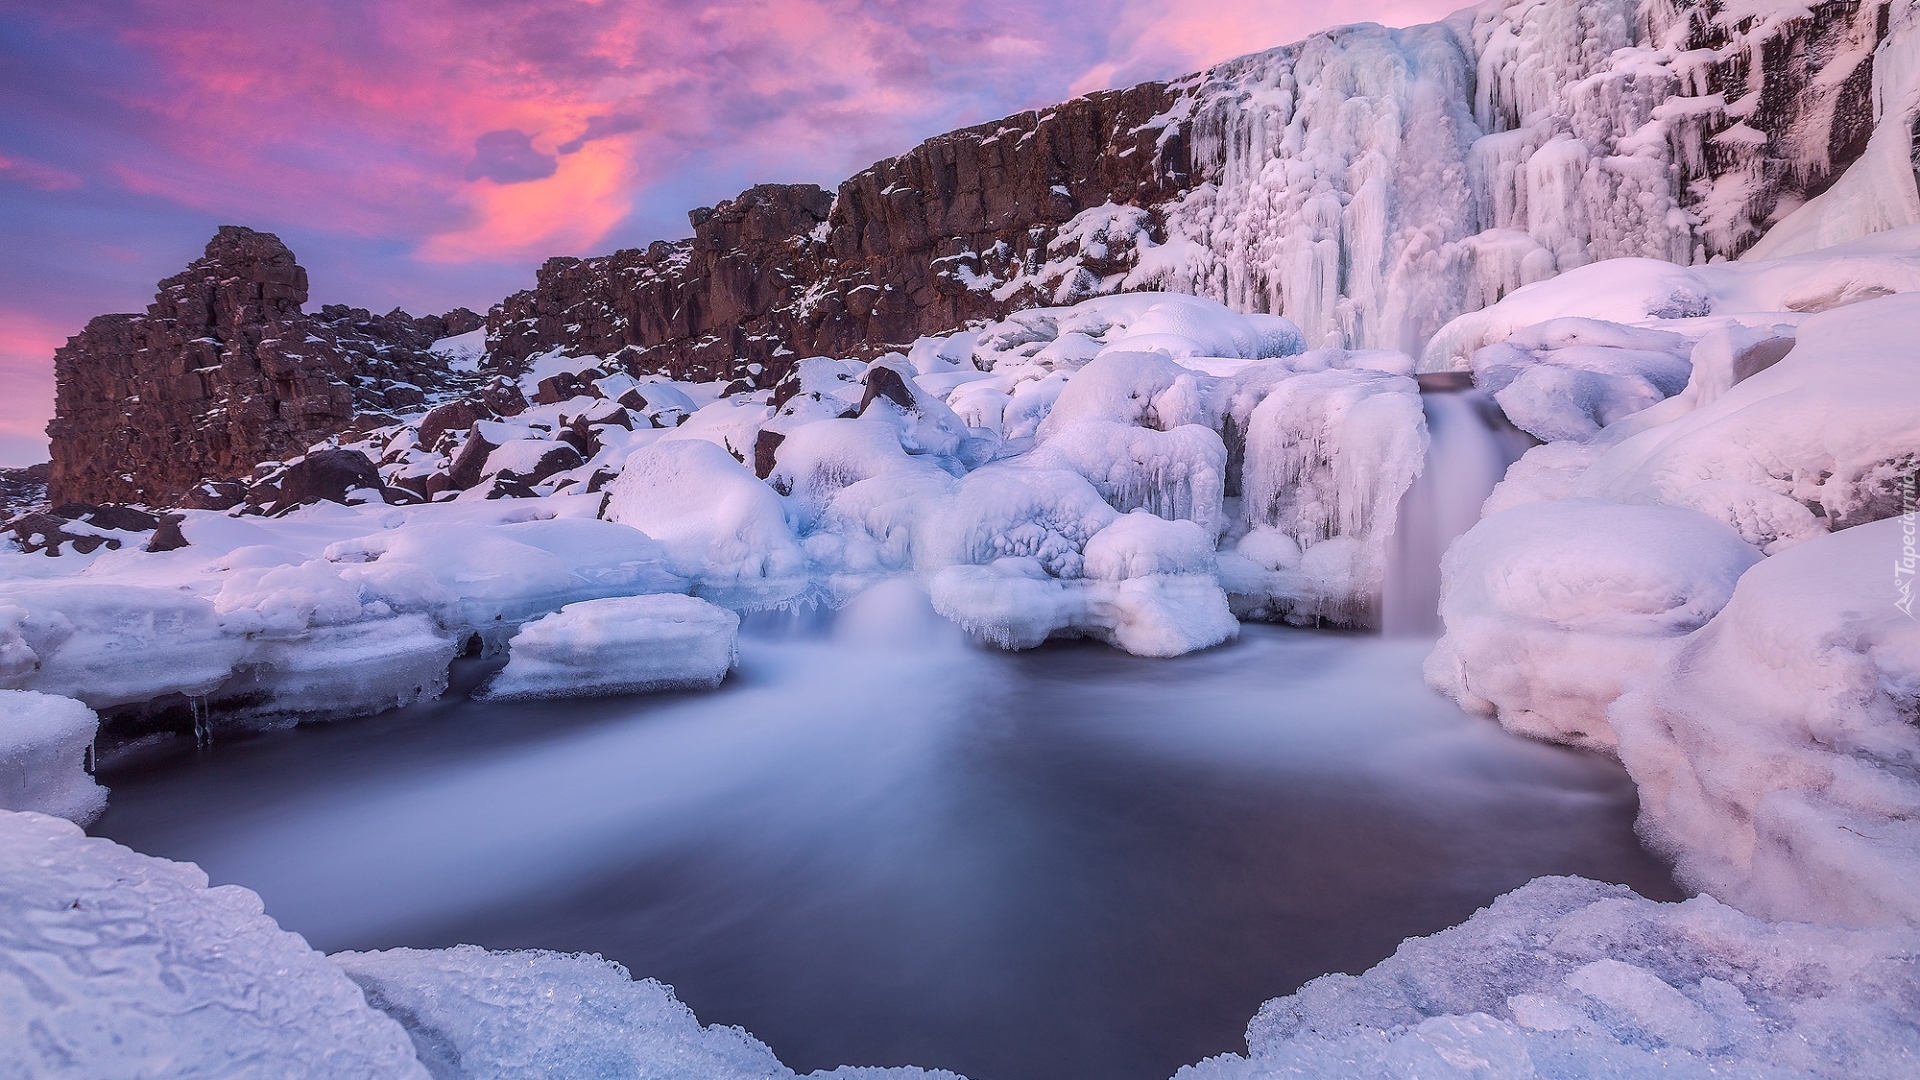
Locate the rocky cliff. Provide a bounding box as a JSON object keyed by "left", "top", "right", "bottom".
{"left": 486, "top": 81, "right": 1189, "bottom": 383}
{"left": 485, "top": 0, "right": 1904, "bottom": 378}
{"left": 41, "top": 0, "right": 1915, "bottom": 507}
{"left": 47, "top": 227, "right": 479, "bottom": 507}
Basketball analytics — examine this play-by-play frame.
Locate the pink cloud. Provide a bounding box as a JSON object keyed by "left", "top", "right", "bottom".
{"left": 0, "top": 155, "right": 83, "bottom": 192}
{"left": 32, "top": 1, "right": 1463, "bottom": 267}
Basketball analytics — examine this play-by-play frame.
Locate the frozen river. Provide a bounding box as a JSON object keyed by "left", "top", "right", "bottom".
{"left": 93, "top": 586, "right": 1678, "bottom": 1080}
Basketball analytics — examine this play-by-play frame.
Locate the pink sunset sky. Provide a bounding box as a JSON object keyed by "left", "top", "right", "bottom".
{"left": 0, "top": 0, "right": 1459, "bottom": 466}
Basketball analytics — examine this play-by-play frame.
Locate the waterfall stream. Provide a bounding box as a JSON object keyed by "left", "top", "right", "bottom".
{"left": 1383, "top": 378, "right": 1534, "bottom": 635}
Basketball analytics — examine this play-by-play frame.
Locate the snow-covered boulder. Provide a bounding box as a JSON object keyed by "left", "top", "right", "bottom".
{"left": 920, "top": 467, "right": 1237, "bottom": 656}
{"left": 1026, "top": 419, "right": 1229, "bottom": 536}
{"left": 603, "top": 439, "right": 808, "bottom": 608}
{"left": 479, "top": 595, "right": 739, "bottom": 701}
{"left": 931, "top": 506, "right": 1236, "bottom": 657}
{"left": 1469, "top": 318, "right": 1694, "bottom": 442}
{"left": 335, "top": 517, "right": 687, "bottom": 649}
{"left": 1185, "top": 876, "right": 1920, "bottom": 1080}
{"left": 0, "top": 810, "right": 428, "bottom": 1079}
{"left": 1611, "top": 518, "right": 1920, "bottom": 927}
{"left": 1425, "top": 500, "right": 1761, "bottom": 752}
{"left": 0, "top": 691, "right": 105, "bottom": 824}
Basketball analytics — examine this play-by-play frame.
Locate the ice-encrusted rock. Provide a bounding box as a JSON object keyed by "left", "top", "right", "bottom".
{"left": 1225, "top": 369, "right": 1427, "bottom": 626}
{"left": 334, "top": 945, "right": 963, "bottom": 1080}
{"left": 0, "top": 809, "right": 428, "bottom": 1079}
{"left": 1026, "top": 419, "right": 1229, "bottom": 536}
{"left": 478, "top": 595, "right": 739, "bottom": 701}
{"left": 602, "top": 439, "right": 808, "bottom": 608}
{"left": 1182, "top": 876, "right": 1920, "bottom": 1080}
{"left": 1426, "top": 499, "right": 1761, "bottom": 752}
{"left": 931, "top": 506, "right": 1237, "bottom": 656}
{"left": 0, "top": 690, "right": 105, "bottom": 824}
{"left": 1611, "top": 518, "right": 1920, "bottom": 927}
{"left": 1470, "top": 318, "right": 1695, "bottom": 442}
{"left": 330, "top": 517, "right": 688, "bottom": 651}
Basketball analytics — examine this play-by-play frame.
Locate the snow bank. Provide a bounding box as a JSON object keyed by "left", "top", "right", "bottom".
{"left": 0, "top": 809, "right": 428, "bottom": 1079}
{"left": 480, "top": 594, "right": 739, "bottom": 700}
{"left": 335, "top": 946, "right": 961, "bottom": 1080}
{"left": 1183, "top": 876, "right": 1920, "bottom": 1080}
{"left": 1612, "top": 519, "right": 1920, "bottom": 927}
{"left": 1423, "top": 227, "right": 1920, "bottom": 372}
{"left": 0, "top": 690, "right": 104, "bottom": 824}
{"left": 1426, "top": 500, "right": 1760, "bottom": 752}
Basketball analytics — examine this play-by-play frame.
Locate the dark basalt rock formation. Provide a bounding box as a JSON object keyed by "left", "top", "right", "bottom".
{"left": 0, "top": 464, "right": 49, "bottom": 520}
{"left": 485, "top": 81, "right": 1189, "bottom": 384}
{"left": 40, "top": 0, "right": 1905, "bottom": 509}
{"left": 47, "top": 227, "right": 477, "bottom": 507}
{"left": 481, "top": 0, "right": 1897, "bottom": 389}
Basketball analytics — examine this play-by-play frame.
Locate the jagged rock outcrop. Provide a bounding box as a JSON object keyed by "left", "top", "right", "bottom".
{"left": 484, "top": 0, "right": 1904, "bottom": 380}
{"left": 486, "top": 81, "right": 1189, "bottom": 382}
{"left": 47, "top": 227, "right": 477, "bottom": 506}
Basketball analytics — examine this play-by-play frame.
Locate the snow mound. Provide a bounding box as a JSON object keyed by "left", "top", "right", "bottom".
{"left": 1183, "top": 876, "right": 1920, "bottom": 1080}
{"left": 0, "top": 690, "right": 104, "bottom": 824}
{"left": 604, "top": 438, "right": 808, "bottom": 608}
{"left": 0, "top": 809, "right": 427, "bottom": 1079}
{"left": 1026, "top": 420, "right": 1228, "bottom": 536}
{"left": 479, "top": 594, "right": 739, "bottom": 700}
{"left": 1612, "top": 518, "right": 1920, "bottom": 927}
{"left": 334, "top": 945, "right": 964, "bottom": 1080}
{"left": 1471, "top": 318, "right": 1695, "bottom": 441}
{"left": 929, "top": 496, "right": 1236, "bottom": 657}
{"left": 1426, "top": 499, "right": 1760, "bottom": 752}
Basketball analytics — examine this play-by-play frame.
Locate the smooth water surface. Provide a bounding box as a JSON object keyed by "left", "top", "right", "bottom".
{"left": 95, "top": 587, "right": 1679, "bottom": 1080}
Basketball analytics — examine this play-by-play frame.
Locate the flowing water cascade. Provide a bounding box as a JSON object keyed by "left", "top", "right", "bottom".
{"left": 1382, "top": 376, "right": 1533, "bottom": 635}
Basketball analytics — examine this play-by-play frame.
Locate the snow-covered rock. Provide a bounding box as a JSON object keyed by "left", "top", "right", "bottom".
{"left": 603, "top": 438, "right": 809, "bottom": 608}
{"left": 1612, "top": 519, "right": 1920, "bottom": 928}
{"left": 1426, "top": 499, "right": 1762, "bottom": 752}
{"left": 1183, "top": 876, "right": 1920, "bottom": 1080}
{"left": 0, "top": 690, "right": 104, "bottom": 824}
{"left": 479, "top": 595, "right": 739, "bottom": 701}
{"left": 0, "top": 810, "right": 429, "bottom": 1079}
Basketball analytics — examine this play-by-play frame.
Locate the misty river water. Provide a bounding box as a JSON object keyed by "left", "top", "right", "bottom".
{"left": 93, "top": 584, "right": 1679, "bottom": 1080}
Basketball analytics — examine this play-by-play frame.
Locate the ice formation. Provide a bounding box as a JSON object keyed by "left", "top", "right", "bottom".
{"left": 1425, "top": 499, "right": 1762, "bottom": 752}
{"left": 1116, "top": 0, "right": 1907, "bottom": 353}
{"left": 479, "top": 594, "right": 739, "bottom": 700}
{"left": 1182, "top": 876, "right": 1920, "bottom": 1080}
{"left": 0, "top": 690, "right": 105, "bottom": 823}
{"left": 1423, "top": 228, "right": 1920, "bottom": 926}
{"left": 336, "top": 946, "right": 961, "bottom": 1080}
{"left": 0, "top": 809, "right": 429, "bottom": 1079}
{"left": 1612, "top": 519, "right": 1920, "bottom": 928}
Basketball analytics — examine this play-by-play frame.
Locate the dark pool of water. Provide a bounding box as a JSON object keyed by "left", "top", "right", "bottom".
{"left": 93, "top": 585, "right": 1679, "bottom": 1080}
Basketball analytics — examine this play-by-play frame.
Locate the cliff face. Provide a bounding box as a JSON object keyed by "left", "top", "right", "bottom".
{"left": 485, "top": 0, "right": 1904, "bottom": 377}
{"left": 41, "top": 0, "right": 1915, "bottom": 507}
{"left": 47, "top": 227, "right": 476, "bottom": 507}
{"left": 485, "top": 82, "right": 1189, "bottom": 381}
